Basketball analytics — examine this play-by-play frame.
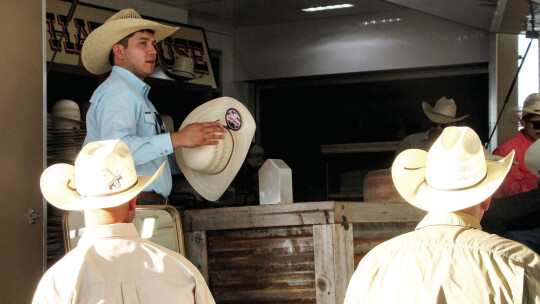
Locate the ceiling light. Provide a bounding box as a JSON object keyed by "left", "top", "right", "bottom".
{"left": 302, "top": 4, "right": 354, "bottom": 12}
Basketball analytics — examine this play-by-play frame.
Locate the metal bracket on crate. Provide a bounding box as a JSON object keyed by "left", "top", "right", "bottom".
{"left": 341, "top": 215, "right": 349, "bottom": 231}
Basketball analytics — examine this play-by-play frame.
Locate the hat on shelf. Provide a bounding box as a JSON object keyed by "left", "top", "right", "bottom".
{"left": 166, "top": 56, "right": 196, "bottom": 80}
{"left": 51, "top": 99, "right": 84, "bottom": 129}
{"left": 175, "top": 97, "right": 256, "bottom": 201}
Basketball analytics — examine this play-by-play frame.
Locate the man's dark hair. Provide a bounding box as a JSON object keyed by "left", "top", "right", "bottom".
{"left": 522, "top": 113, "right": 537, "bottom": 121}
{"left": 108, "top": 29, "right": 155, "bottom": 66}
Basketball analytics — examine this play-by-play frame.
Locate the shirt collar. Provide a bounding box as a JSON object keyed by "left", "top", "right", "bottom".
{"left": 416, "top": 212, "right": 482, "bottom": 231}
{"left": 112, "top": 66, "right": 151, "bottom": 97}
{"left": 77, "top": 223, "right": 140, "bottom": 247}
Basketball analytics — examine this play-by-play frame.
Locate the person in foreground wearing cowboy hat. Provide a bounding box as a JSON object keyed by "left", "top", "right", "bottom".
{"left": 81, "top": 8, "right": 226, "bottom": 205}
{"left": 344, "top": 127, "right": 540, "bottom": 304}
{"left": 481, "top": 92, "right": 540, "bottom": 254}
{"left": 395, "top": 96, "right": 469, "bottom": 156}
{"left": 33, "top": 140, "right": 215, "bottom": 303}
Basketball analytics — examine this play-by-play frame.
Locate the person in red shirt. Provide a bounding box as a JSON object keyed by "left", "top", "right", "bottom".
{"left": 481, "top": 93, "right": 540, "bottom": 254}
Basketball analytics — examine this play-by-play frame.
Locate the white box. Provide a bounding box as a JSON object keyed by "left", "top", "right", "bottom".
{"left": 258, "top": 159, "right": 293, "bottom": 205}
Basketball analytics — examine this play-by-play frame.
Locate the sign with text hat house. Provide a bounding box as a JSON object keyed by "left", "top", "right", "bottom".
{"left": 46, "top": 0, "right": 217, "bottom": 88}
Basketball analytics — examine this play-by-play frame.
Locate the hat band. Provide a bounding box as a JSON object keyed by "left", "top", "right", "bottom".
{"left": 431, "top": 111, "right": 456, "bottom": 119}
{"left": 425, "top": 172, "right": 487, "bottom": 192}
{"left": 67, "top": 179, "right": 139, "bottom": 198}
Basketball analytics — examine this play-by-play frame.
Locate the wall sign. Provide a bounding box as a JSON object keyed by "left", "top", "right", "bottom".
{"left": 46, "top": 0, "right": 217, "bottom": 88}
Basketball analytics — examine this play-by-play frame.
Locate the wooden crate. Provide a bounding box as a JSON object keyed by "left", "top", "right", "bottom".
{"left": 183, "top": 201, "right": 425, "bottom": 304}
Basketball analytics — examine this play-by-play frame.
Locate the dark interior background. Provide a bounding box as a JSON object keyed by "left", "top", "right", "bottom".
{"left": 258, "top": 69, "right": 489, "bottom": 202}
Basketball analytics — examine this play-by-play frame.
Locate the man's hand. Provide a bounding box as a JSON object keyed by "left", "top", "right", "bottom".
{"left": 170, "top": 122, "right": 226, "bottom": 149}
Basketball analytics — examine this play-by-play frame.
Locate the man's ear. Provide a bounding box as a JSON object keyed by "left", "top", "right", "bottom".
{"left": 112, "top": 44, "right": 124, "bottom": 61}
{"left": 520, "top": 118, "right": 527, "bottom": 128}
{"left": 129, "top": 197, "right": 137, "bottom": 212}
{"left": 481, "top": 196, "right": 492, "bottom": 211}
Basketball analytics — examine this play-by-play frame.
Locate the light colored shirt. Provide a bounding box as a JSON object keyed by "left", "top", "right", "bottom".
{"left": 493, "top": 130, "right": 538, "bottom": 198}
{"left": 344, "top": 212, "right": 540, "bottom": 304}
{"left": 395, "top": 130, "right": 430, "bottom": 156}
{"left": 33, "top": 223, "right": 215, "bottom": 304}
{"left": 84, "top": 66, "right": 173, "bottom": 197}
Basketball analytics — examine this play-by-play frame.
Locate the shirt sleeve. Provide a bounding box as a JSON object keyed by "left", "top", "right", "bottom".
{"left": 94, "top": 89, "right": 174, "bottom": 166}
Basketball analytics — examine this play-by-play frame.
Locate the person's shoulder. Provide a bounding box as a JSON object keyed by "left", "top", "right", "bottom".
{"left": 477, "top": 231, "right": 540, "bottom": 268}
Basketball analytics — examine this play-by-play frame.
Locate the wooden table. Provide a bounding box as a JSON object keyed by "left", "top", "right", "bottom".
{"left": 183, "top": 201, "right": 425, "bottom": 304}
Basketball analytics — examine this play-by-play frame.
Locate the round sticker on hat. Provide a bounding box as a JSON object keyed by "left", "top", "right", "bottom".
{"left": 225, "top": 108, "right": 242, "bottom": 131}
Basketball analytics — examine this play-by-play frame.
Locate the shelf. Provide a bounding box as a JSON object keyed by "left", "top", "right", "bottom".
{"left": 321, "top": 141, "right": 400, "bottom": 154}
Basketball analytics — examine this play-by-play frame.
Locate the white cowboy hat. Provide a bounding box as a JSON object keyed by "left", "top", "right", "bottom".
{"left": 392, "top": 127, "right": 514, "bottom": 213}
{"left": 525, "top": 139, "right": 540, "bottom": 177}
{"left": 422, "top": 97, "right": 469, "bottom": 124}
{"left": 81, "top": 8, "right": 179, "bottom": 75}
{"left": 166, "top": 56, "right": 195, "bottom": 79}
{"left": 40, "top": 140, "right": 164, "bottom": 211}
{"left": 175, "top": 97, "right": 256, "bottom": 201}
{"left": 521, "top": 93, "right": 540, "bottom": 116}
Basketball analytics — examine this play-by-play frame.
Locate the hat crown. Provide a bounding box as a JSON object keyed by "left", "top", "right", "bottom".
{"left": 182, "top": 130, "right": 234, "bottom": 175}
{"left": 105, "top": 8, "right": 143, "bottom": 24}
{"left": 523, "top": 93, "right": 540, "bottom": 114}
{"left": 425, "top": 127, "right": 486, "bottom": 190}
{"left": 432, "top": 97, "right": 457, "bottom": 118}
{"left": 74, "top": 140, "right": 138, "bottom": 197}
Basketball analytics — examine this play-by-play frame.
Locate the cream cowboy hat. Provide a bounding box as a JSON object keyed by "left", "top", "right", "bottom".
{"left": 175, "top": 97, "right": 256, "bottom": 201}
{"left": 81, "top": 8, "right": 179, "bottom": 75}
{"left": 392, "top": 127, "right": 514, "bottom": 213}
{"left": 40, "top": 140, "right": 164, "bottom": 211}
{"left": 521, "top": 93, "right": 540, "bottom": 116}
{"left": 422, "top": 97, "right": 469, "bottom": 124}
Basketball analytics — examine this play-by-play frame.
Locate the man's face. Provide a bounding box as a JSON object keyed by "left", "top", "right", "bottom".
{"left": 521, "top": 115, "right": 540, "bottom": 141}
{"left": 119, "top": 31, "right": 157, "bottom": 80}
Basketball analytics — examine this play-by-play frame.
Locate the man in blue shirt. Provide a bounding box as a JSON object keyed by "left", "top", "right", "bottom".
{"left": 81, "top": 8, "right": 225, "bottom": 204}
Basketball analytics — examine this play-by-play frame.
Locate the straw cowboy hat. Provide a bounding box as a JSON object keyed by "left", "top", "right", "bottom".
{"left": 525, "top": 138, "right": 540, "bottom": 177}
{"left": 81, "top": 8, "right": 179, "bottom": 75}
{"left": 521, "top": 93, "right": 540, "bottom": 116}
{"left": 392, "top": 127, "right": 514, "bottom": 213}
{"left": 422, "top": 97, "right": 469, "bottom": 124}
{"left": 40, "top": 140, "right": 164, "bottom": 211}
{"left": 175, "top": 97, "right": 256, "bottom": 201}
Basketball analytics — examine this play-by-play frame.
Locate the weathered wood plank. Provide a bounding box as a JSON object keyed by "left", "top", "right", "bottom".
{"left": 183, "top": 202, "right": 338, "bottom": 232}
{"left": 313, "top": 224, "right": 354, "bottom": 304}
{"left": 185, "top": 231, "right": 209, "bottom": 283}
{"left": 335, "top": 201, "right": 426, "bottom": 223}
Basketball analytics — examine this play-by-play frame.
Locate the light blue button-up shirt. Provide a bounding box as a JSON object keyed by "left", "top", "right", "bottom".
{"left": 84, "top": 66, "right": 173, "bottom": 197}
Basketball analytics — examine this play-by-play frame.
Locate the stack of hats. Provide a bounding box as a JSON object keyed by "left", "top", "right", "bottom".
{"left": 47, "top": 99, "right": 86, "bottom": 165}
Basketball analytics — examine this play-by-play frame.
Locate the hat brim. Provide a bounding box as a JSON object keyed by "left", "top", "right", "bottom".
{"left": 525, "top": 139, "right": 540, "bottom": 177}
{"left": 165, "top": 69, "right": 195, "bottom": 80}
{"left": 81, "top": 19, "right": 178, "bottom": 74}
{"left": 422, "top": 102, "right": 469, "bottom": 124}
{"left": 40, "top": 162, "right": 165, "bottom": 211}
{"left": 391, "top": 148, "right": 514, "bottom": 213}
{"left": 175, "top": 97, "right": 256, "bottom": 201}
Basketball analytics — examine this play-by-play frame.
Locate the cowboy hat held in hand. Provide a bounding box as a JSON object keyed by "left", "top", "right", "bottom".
{"left": 81, "top": 8, "right": 178, "bottom": 75}
{"left": 392, "top": 126, "right": 514, "bottom": 213}
{"left": 175, "top": 97, "right": 256, "bottom": 202}
{"left": 422, "top": 97, "right": 469, "bottom": 124}
{"left": 40, "top": 140, "right": 165, "bottom": 211}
